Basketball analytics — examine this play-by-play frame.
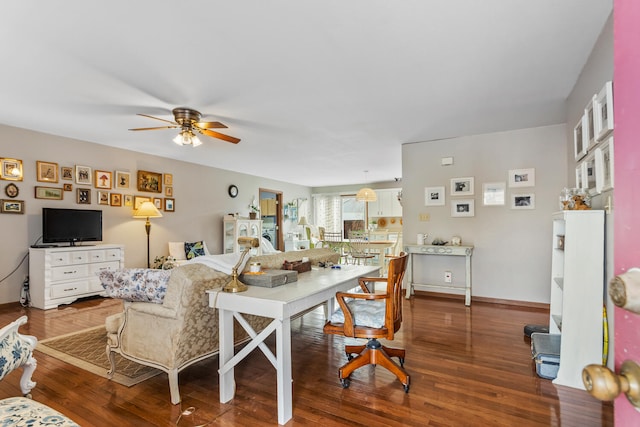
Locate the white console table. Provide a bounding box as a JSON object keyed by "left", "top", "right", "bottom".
{"left": 404, "top": 244, "right": 474, "bottom": 306}
{"left": 28, "top": 244, "right": 124, "bottom": 309}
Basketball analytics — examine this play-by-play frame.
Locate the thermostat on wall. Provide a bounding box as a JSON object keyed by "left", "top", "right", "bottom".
{"left": 441, "top": 157, "right": 454, "bottom": 166}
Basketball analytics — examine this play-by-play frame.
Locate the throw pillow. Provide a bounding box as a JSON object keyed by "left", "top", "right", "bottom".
{"left": 168, "top": 242, "right": 187, "bottom": 261}
{"left": 98, "top": 269, "right": 172, "bottom": 303}
{"left": 185, "top": 241, "right": 206, "bottom": 260}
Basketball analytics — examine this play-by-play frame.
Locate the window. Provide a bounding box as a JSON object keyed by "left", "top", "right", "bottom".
{"left": 313, "top": 194, "right": 365, "bottom": 238}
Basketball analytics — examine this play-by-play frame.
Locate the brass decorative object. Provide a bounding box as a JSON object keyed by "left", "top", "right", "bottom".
{"left": 223, "top": 237, "right": 260, "bottom": 293}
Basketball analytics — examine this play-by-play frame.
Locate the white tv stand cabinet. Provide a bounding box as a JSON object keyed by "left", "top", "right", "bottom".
{"left": 28, "top": 244, "right": 124, "bottom": 309}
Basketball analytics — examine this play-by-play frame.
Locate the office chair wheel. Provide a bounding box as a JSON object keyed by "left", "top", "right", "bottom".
{"left": 340, "top": 378, "right": 351, "bottom": 388}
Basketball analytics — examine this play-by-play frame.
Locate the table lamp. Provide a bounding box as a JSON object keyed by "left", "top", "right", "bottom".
{"left": 133, "top": 201, "right": 163, "bottom": 268}
{"left": 223, "top": 236, "right": 260, "bottom": 293}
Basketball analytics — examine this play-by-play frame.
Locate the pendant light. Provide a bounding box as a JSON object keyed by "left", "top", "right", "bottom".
{"left": 356, "top": 171, "right": 377, "bottom": 202}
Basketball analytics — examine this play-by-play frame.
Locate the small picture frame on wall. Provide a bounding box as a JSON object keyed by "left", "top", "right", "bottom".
{"left": 482, "top": 182, "right": 506, "bottom": 206}
{"left": 165, "top": 186, "right": 173, "bottom": 197}
{"left": 575, "top": 165, "right": 584, "bottom": 189}
{"left": 0, "top": 158, "right": 23, "bottom": 181}
{"left": 511, "top": 193, "right": 535, "bottom": 209}
{"left": 450, "top": 177, "right": 474, "bottom": 196}
{"left": 573, "top": 115, "right": 587, "bottom": 161}
{"left": 1, "top": 199, "right": 24, "bottom": 214}
{"left": 123, "top": 194, "right": 133, "bottom": 207}
{"left": 508, "top": 168, "right": 535, "bottom": 188}
{"left": 77, "top": 188, "right": 91, "bottom": 204}
{"left": 451, "top": 199, "right": 474, "bottom": 217}
{"left": 153, "top": 197, "right": 162, "bottom": 209}
{"left": 164, "top": 173, "right": 173, "bottom": 186}
{"left": 110, "top": 193, "right": 122, "bottom": 207}
{"left": 584, "top": 95, "right": 597, "bottom": 151}
{"left": 594, "top": 81, "right": 614, "bottom": 142}
{"left": 164, "top": 198, "right": 175, "bottom": 212}
{"left": 61, "top": 166, "right": 74, "bottom": 180}
{"left": 36, "top": 161, "right": 58, "bottom": 183}
{"left": 134, "top": 196, "right": 151, "bottom": 210}
{"left": 424, "top": 186, "right": 445, "bottom": 206}
{"left": 115, "top": 171, "right": 130, "bottom": 189}
{"left": 95, "top": 170, "right": 112, "bottom": 189}
{"left": 75, "top": 165, "right": 92, "bottom": 185}
{"left": 97, "top": 190, "right": 110, "bottom": 205}
{"left": 35, "top": 186, "right": 63, "bottom": 200}
{"left": 581, "top": 153, "right": 597, "bottom": 195}
{"left": 63, "top": 183, "right": 73, "bottom": 191}
{"left": 595, "top": 136, "right": 614, "bottom": 193}
{"left": 137, "top": 170, "right": 162, "bottom": 193}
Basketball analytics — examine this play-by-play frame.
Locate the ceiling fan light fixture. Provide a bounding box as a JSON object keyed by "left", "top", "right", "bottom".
{"left": 173, "top": 129, "right": 202, "bottom": 147}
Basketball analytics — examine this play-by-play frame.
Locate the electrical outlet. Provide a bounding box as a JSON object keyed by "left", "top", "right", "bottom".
{"left": 444, "top": 271, "right": 452, "bottom": 283}
{"left": 419, "top": 213, "right": 430, "bottom": 221}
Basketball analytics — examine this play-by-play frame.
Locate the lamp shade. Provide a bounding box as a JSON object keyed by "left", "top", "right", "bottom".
{"left": 298, "top": 216, "right": 309, "bottom": 226}
{"left": 133, "top": 201, "right": 163, "bottom": 218}
{"left": 356, "top": 187, "right": 377, "bottom": 202}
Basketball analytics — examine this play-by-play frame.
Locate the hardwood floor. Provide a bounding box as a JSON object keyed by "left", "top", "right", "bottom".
{"left": 0, "top": 294, "right": 612, "bottom": 426}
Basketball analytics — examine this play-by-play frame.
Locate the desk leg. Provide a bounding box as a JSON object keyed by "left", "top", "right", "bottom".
{"left": 218, "top": 308, "right": 235, "bottom": 403}
{"left": 405, "top": 253, "right": 414, "bottom": 299}
{"left": 276, "top": 317, "right": 293, "bottom": 424}
{"left": 465, "top": 254, "right": 472, "bottom": 306}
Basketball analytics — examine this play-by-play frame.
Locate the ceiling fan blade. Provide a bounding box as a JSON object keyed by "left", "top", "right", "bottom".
{"left": 129, "top": 125, "right": 179, "bottom": 131}
{"left": 137, "top": 113, "right": 177, "bottom": 125}
{"left": 199, "top": 128, "right": 241, "bottom": 144}
{"left": 195, "top": 121, "right": 228, "bottom": 129}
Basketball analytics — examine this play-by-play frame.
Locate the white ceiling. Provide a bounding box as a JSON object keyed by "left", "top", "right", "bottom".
{"left": 0, "top": 1, "right": 612, "bottom": 187}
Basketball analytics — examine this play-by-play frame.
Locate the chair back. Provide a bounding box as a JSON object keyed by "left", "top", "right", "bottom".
{"left": 323, "top": 231, "right": 342, "bottom": 242}
{"left": 386, "top": 252, "right": 408, "bottom": 334}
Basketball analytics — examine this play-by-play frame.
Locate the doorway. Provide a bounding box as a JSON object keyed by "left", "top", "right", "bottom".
{"left": 259, "top": 188, "right": 283, "bottom": 250}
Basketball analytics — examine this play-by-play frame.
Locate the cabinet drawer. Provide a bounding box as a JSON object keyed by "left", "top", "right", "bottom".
{"left": 51, "top": 264, "right": 90, "bottom": 281}
{"left": 69, "top": 251, "right": 89, "bottom": 265}
{"left": 51, "top": 281, "right": 89, "bottom": 299}
{"left": 50, "top": 252, "right": 71, "bottom": 266}
{"left": 90, "top": 261, "right": 120, "bottom": 275}
{"left": 88, "top": 277, "right": 105, "bottom": 293}
{"left": 105, "top": 249, "right": 121, "bottom": 261}
{"left": 88, "top": 250, "right": 106, "bottom": 263}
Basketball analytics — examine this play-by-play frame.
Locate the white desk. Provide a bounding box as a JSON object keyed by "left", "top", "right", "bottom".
{"left": 404, "top": 244, "right": 474, "bottom": 306}
{"left": 207, "top": 264, "right": 379, "bottom": 425}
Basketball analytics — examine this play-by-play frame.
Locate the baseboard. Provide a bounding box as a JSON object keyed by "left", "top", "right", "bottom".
{"left": 412, "top": 290, "right": 549, "bottom": 311}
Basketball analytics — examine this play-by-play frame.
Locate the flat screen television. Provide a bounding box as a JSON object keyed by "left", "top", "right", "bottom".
{"left": 42, "top": 208, "right": 103, "bottom": 246}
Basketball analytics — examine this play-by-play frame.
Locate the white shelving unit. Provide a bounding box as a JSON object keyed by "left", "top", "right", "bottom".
{"left": 223, "top": 219, "right": 262, "bottom": 255}
{"left": 28, "top": 244, "right": 124, "bottom": 309}
{"left": 549, "top": 210, "right": 604, "bottom": 389}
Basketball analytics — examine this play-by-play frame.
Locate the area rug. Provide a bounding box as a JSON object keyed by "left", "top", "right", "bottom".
{"left": 36, "top": 326, "right": 162, "bottom": 387}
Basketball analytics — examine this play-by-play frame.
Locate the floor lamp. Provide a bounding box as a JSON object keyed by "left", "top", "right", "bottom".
{"left": 133, "top": 201, "right": 163, "bottom": 268}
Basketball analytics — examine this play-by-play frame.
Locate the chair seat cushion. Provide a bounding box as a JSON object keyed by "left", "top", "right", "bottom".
{"left": 330, "top": 300, "right": 386, "bottom": 328}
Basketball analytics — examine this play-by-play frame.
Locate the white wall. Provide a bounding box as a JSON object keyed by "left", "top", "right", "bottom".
{"left": 0, "top": 124, "right": 310, "bottom": 305}
{"left": 402, "top": 124, "right": 567, "bottom": 303}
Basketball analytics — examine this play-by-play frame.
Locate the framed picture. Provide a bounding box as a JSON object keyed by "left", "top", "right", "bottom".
{"left": 97, "top": 190, "right": 110, "bottom": 205}
{"left": 575, "top": 165, "right": 584, "bottom": 189}
{"left": 595, "top": 136, "right": 614, "bottom": 193}
{"left": 137, "top": 170, "right": 163, "bottom": 193}
{"left": 95, "top": 170, "right": 112, "bottom": 189}
{"left": 573, "top": 115, "right": 587, "bottom": 161}
{"left": 450, "top": 177, "right": 474, "bottom": 196}
{"left": 153, "top": 197, "right": 163, "bottom": 209}
{"left": 76, "top": 188, "right": 91, "bottom": 204}
{"left": 115, "top": 171, "right": 130, "bottom": 189}
{"left": 164, "top": 198, "right": 175, "bottom": 212}
{"left": 123, "top": 194, "right": 133, "bottom": 207}
{"left": 424, "top": 186, "right": 445, "bottom": 206}
{"left": 63, "top": 183, "right": 73, "bottom": 191}
{"left": 134, "top": 196, "right": 151, "bottom": 210}
{"left": 36, "top": 161, "right": 58, "bottom": 183}
{"left": 61, "top": 166, "right": 74, "bottom": 180}
{"left": 165, "top": 186, "right": 173, "bottom": 197}
{"left": 75, "top": 165, "right": 92, "bottom": 185}
{"left": 0, "top": 158, "right": 23, "bottom": 181}
{"left": 164, "top": 173, "right": 173, "bottom": 185}
{"left": 508, "top": 168, "right": 535, "bottom": 188}
{"left": 584, "top": 95, "right": 597, "bottom": 151}
{"left": 110, "top": 193, "right": 122, "bottom": 207}
{"left": 1, "top": 199, "right": 24, "bottom": 214}
{"left": 482, "top": 182, "right": 506, "bottom": 206}
{"left": 594, "top": 81, "right": 614, "bottom": 142}
{"left": 4, "top": 183, "right": 19, "bottom": 198}
{"left": 511, "top": 193, "right": 535, "bottom": 209}
{"left": 581, "top": 153, "right": 597, "bottom": 195}
{"left": 451, "top": 199, "right": 474, "bottom": 217}
{"left": 35, "top": 186, "right": 63, "bottom": 200}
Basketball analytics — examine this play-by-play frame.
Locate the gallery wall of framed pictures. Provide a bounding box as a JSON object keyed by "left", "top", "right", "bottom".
{"left": 0, "top": 157, "right": 177, "bottom": 215}
{"left": 574, "top": 80, "right": 614, "bottom": 195}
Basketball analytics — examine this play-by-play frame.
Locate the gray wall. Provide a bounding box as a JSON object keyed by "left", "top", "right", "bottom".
{"left": 0, "top": 124, "right": 310, "bottom": 305}
{"left": 402, "top": 124, "right": 567, "bottom": 303}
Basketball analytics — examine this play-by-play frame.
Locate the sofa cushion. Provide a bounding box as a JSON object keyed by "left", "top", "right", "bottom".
{"left": 184, "top": 241, "right": 206, "bottom": 260}
{"left": 99, "top": 268, "right": 172, "bottom": 303}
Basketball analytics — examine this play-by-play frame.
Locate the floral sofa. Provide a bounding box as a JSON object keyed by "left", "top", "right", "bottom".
{"left": 102, "top": 247, "right": 339, "bottom": 405}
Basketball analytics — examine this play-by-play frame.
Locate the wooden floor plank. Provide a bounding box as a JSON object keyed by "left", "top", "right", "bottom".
{"left": 0, "top": 295, "right": 612, "bottom": 426}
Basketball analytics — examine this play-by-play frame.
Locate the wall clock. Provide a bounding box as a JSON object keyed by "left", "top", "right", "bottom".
{"left": 4, "top": 183, "right": 18, "bottom": 198}
{"left": 228, "top": 185, "right": 238, "bottom": 198}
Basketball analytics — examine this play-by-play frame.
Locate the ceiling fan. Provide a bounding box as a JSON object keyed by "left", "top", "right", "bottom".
{"left": 129, "top": 107, "right": 240, "bottom": 146}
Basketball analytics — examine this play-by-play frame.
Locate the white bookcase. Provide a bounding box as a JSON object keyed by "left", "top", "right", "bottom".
{"left": 549, "top": 210, "right": 604, "bottom": 389}
{"left": 223, "top": 219, "right": 262, "bottom": 255}
{"left": 28, "top": 244, "right": 124, "bottom": 310}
